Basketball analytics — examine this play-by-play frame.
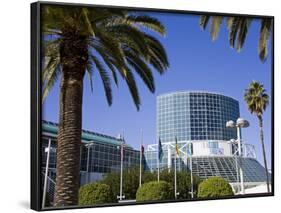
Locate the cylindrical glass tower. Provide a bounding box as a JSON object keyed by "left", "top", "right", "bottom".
{"left": 157, "top": 91, "right": 240, "bottom": 143}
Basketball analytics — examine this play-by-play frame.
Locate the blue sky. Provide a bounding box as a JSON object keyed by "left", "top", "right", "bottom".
{"left": 43, "top": 12, "right": 272, "bottom": 167}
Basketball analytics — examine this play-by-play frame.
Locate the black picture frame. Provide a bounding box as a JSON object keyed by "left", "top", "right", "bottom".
{"left": 31, "top": 1, "right": 274, "bottom": 211}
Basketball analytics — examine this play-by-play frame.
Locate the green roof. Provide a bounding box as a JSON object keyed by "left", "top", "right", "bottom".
{"left": 42, "top": 121, "right": 130, "bottom": 147}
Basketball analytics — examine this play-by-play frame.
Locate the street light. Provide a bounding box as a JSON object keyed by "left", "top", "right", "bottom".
{"left": 42, "top": 139, "right": 56, "bottom": 209}
{"left": 226, "top": 118, "right": 250, "bottom": 194}
{"left": 85, "top": 141, "right": 94, "bottom": 184}
{"left": 228, "top": 139, "right": 240, "bottom": 193}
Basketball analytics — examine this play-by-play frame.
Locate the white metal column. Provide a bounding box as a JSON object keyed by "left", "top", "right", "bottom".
{"left": 237, "top": 127, "right": 245, "bottom": 194}
{"left": 168, "top": 145, "right": 171, "bottom": 172}
{"left": 42, "top": 139, "right": 51, "bottom": 209}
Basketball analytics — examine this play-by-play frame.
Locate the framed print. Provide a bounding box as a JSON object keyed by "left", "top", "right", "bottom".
{"left": 31, "top": 1, "right": 274, "bottom": 211}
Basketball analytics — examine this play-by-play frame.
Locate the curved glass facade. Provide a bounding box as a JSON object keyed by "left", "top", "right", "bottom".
{"left": 157, "top": 91, "right": 240, "bottom": 142}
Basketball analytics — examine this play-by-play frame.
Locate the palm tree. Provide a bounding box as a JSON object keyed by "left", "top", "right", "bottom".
{"left": 199, "top": 15, "right": 272, "bottom": 62}
{"left": 244, "top": 81, "right": 270, "bottom": 192}
{"left": 42, "top": 5, "right": 169, "bottom": 206}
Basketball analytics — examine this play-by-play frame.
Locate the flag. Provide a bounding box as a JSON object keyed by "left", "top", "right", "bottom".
{"left": 158, "top": 137, "right": 163, "bottom": 161}
{"left": 141, "top": 144, "right": 145, "bottom": 155}
{"left": 175, "top": 137, "right": 179, "bottom": 156}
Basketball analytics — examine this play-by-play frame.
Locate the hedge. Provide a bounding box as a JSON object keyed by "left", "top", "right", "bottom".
{"left": 136, "top": 181, "right": 173, "bottom": 201}
{"left": 79, "top": 182, "right": 116, "bottom": 205}
{"left": 197, "top": 177, "right": 234, "bottom": 198}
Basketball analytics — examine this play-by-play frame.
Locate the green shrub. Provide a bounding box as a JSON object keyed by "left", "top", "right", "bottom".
{"left": 101, "top": 167, "right": 140, "bottom": 200}
{"left": 79, "top": 182, "right": 116, "bottom": 205}
{"left": 198, "top": 177, "right": 234, "bottom": 198}
{"left": 160, "top": 169, "right": 201, "bottom": 199}
{"left": 136, "top": 181, "right": 173, "bottom": 201}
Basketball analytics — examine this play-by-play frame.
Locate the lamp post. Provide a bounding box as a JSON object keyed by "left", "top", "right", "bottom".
{"left": 117, "top": 137, "right": 125, "bottom": 201}
{"left": 226, "top": 118, "right": 249, "bottom": 194}
{"left": 174, "top": 153, "right": 178, "bottom": 199}
{"left": 42, "top": 139, "right": 56, "bottom": 209}
{"left": 85, "top": 141, "right": 94, "bottom": 184}
{"left": 228, "top": 139, "right": 240, "bottom": 193}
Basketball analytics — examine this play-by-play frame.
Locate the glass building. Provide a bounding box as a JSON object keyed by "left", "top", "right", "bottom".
{"left": 157, "top": 91, "right": 239, "bottom": 142}
{"left": 42, "top": 121, "right": 140, "bottom": 181}
{"left": 145, "top": 91, "right": 270, "bottom": 189}
{"left": 42, "top": 121, "right": 140, "bottom": 204}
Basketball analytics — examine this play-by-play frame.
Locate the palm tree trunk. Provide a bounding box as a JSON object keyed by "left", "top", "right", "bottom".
{"left": 54, "top": 33, "right": 88, "bottom": 206}
{"left": 258, "top": 115, "right": 270, "bottom": 193}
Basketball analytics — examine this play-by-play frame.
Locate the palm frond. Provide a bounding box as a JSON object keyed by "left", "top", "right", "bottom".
{"left": 90, "top": 8, "right": 127, "bottom": 23}
{"left": 86, "top": 61, "right": 94, "bottom": 92}
{"left": 210, "top": 16, "right": 223, "bottom": 41}
{"left": 236, "top": 18, "right": 252, "bottom": 52}
{"left": 126, "top": 15, "right": 166, "bottom": 36}
{"left": 228, "top": 17, "right": 241, "bottom": 48}
{"left": 124, "top": 68, "right": 140, "bottom": 110}
{"left": 90, "top": 37, "right": 126, "bottom": 81}
{"left": 227, "top": 17, "right": 234, "bottom": 30}
{"left": 259, "top": 18, "right": 272, "bottom": 62}
{"left": 42, "top": 64, "right": 61, "bottom": 101}
{"left": 143, "top": 34, "right": 169, "bottom": 73}
{"left": 81, "top": 8, "right": 95, "bottom": 36}
{"left": 199, "top": 15, "right": 210, "bottom": 30}
{"left": 92, "top": 30, "right": 126, "bottom": 63}
{"left": 42, "top": 6, "right": 67, "bottom": 34}
{"left": 42, "top": 39, "right": 61, "bottom": 101}
{"left": 125, "top": 50, "right": 155, "bottom": 92}
{"left": 43, "top": 39, "right": 60, "bottom": 64}
{"left": 91, "top": 55, "right": 112, "bottom": 105}
{"left": 107, "top": 24, "right": 150, "bottom": 59}
{"left": 43, "top": 56, "right": 59, "bottom": 81}
{"left": 92, "top": 46, "right": 119, "bottom": 86}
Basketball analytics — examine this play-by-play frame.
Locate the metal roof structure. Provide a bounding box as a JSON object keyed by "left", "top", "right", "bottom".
{"left": 144, "top": 141, "right": 270, "bottom": 185}
{"left": 187, "top": 156, "right": 269, "bottom": 184}
{"left": 42, "top": 120, "right": 132, "bottom": 147}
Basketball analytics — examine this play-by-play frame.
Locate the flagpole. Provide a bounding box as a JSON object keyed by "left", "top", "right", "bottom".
{"left": 174, "top": 153, "right": 177, "bottom": 199}
{"left": 118, "top": 135, "right": 124, "bottom": 201}
{"left": 157, "top": 157, "right": 160, "bottom": 182}
{"left": 139, "top": 129, "right": 143, "bottom": 187}
{"left": 120, "top": 141, "right": 123, "bottom": 200}
{"left": 174, "top": 136, "right": 179, "bottom": 199}
{"left": 157, "top": 137, "right": 160, "bottom": 182}
{"left": 189, "top": 143, "right": 194, "bottom": 199}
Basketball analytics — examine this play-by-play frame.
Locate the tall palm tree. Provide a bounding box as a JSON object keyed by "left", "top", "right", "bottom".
{"left": 42, "top": 5, "right": 169, "bottom": 206}
{"left": 199, "top": 15, "right": 272, "bottom": 62}
{"left": 244, "top": 81, "right": 270, "bottom": 192}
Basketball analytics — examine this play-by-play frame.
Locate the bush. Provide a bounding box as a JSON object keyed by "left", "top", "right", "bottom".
{"left": 101, "top": 167, "right": 140, "bottom": 200}
{"left": 79, "top": 182, "right": 116, "bottom": 205}
{"left": 160, "top": 169, "right": 201, "bottom": 199}
{"left": 136, "top": 181, "right": 173, "bottom": 201}
{"left": 198, "top": 177, "right": 234, "bottom": 198}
